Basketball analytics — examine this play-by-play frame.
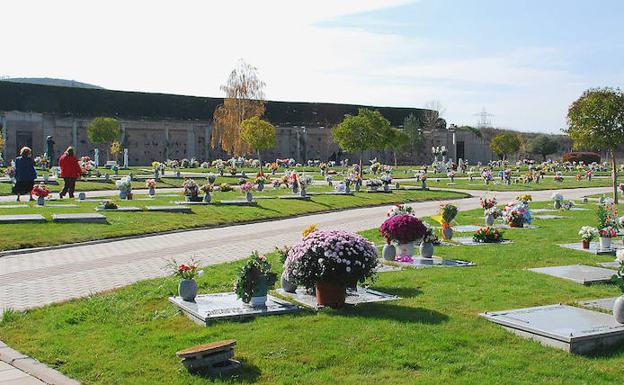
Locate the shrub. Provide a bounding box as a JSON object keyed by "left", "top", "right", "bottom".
{"left": 562, "top": 152, "right": 601, "bottom": 164}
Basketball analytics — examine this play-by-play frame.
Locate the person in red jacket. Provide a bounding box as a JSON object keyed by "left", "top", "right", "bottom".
{"left": 58, "top": 147, "right": 82, "bottom": 199}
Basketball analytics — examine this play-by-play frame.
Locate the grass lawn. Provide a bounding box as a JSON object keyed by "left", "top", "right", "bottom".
{"left": 0, "top": 187, "right": 465, "bottom": 251}
{"left": 1, "top": 200, "right": 623, "bottom": 384}
{"left": 411, "top": 177, "right": 612, "bottom": 191}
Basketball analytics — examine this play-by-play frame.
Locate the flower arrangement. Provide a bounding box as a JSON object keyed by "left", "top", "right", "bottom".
{"left": 228, "top": 165, "right": 237, "bottom": 175}
{"left": 472, "top": 226, "right": 504, "bottom": 243}
{"left": 422, "top": 226, "right": 439, "bottom": 244}
{"left": 579, "top": 226, "right": 598, "bottom": 241}
{"left": 370, "top": 162, "right": 381, "bottom": 174}
{"left": 169, "top": 259, "right": 203, "bottom": 280}
{"left": 4, "top": 166, "right": 15, "bottom": 178}
{"left": 447, "top": 170, "right": 456, "bottom": 178}
{"left": 145, "top": 179, "right": 156, "bottom": 188}
{"left": 182, "top": 179, "right": 199, "bottom": 197}
{"left": 387, "top": 204, "right": 414, "bottom": 217}
{"left": 287, "top": 172, "right": 299, "bottom": 187}
{"left": 597, "top": 203, "right": 619, "bottom": 237}
{"left": 380, "top": 214, "right": 428, "bottom": 244}
{"left": 284, "top": 230, "right": 378, "bottom": 290}
{"left": 218, "top": 183, "right": 233, "bottom": 192}
{"left": 152, "top": 161, "right": 161, "bottom": 170}
{"left": 599, "top": 227, "right": 618, "bottom": 238}
{"left": 502, "top": 201, "right": 532, "bottom": 226}
{"left": 480, "top": 197, "right": 497, "bottom": 210}
{"left": 380, "top": 173, "right": 393, "bottom": 184}
{"left": 255, "top": 174, "right": 267, "bottom": 184}
{"left": 554, "top": 172, "right": 564, "bottom": 182}
{"left": 269, "top": 162, "right": 279, "bottom": 172}
{"left": 200, "top": 184, "right": 213, "bottom": 193}
{"left": 516, "top": 194, "right": 532, "bottom": 204}
{"left": 115, "top": 176, "right": 132, "bottom": 193}
{"left": 612, "top": 250, "right": 624, "bottom": 293}
{"left": 31, "top": 183, "right": 51, "bottom": 198}
{"left": 438, "top": 203, "right": 458, "bottom": 225}
{"left": 551, "top": 192, "right": 563, "bottom": 202}
{"left": 302, "top": 224, "right": 318, "bottom": 238}
{"left": 365, "top": 179, "right": 383, "bottom": 187}
{"left": 298, "top": 176, "right": 313, "bottom": 189}
{"left": 240, "top": 181, "right": 254, "bottom": 193}
{"left": 99, "top": 200, "right": 118, "bottom": 210}
{"left": 234, "top": 251, "right": 277, "bottom": 303}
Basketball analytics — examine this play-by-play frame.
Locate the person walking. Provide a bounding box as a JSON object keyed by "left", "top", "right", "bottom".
{"left": 58, "top": 146, "right": 82, "bottom": 199}
{"left": 13, "top": 146, "right": 37, "bottom": 202}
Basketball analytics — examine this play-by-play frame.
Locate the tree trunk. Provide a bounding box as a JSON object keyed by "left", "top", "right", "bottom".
{"left": 257, "top": 149, "right": 263, "bottom": 174}
{"left": 359, "top": 151, "right": 363, "bottom": 179}
{"left": 612, "top": 150, "right": 618, "bottom": 204}
{"left": 394, "top": 151, "right": 398, "bottom": 167}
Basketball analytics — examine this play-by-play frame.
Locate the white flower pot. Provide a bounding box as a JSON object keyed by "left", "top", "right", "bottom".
{"left": 397, "top": 242, "right": 414, "bottom": 257}
{"left": 600, "top": 237, "right": 612, "bottom": 250}
{"left": 613, "top": 295, "right": 624, "bottom": 324}
{"left": 382, "top": 244, "right": 396, "bottom": 261}
{"left": 249, "top": 295, "right": 267, "bottom": 308}
{"left": 419, "top": 242, "right": 434, "bottom": 258}
{"left": 485, "top": 214, "right": 495, "bottom": 226}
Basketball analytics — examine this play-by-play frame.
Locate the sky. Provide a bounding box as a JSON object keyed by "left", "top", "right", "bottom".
{"left": 2, "top": 0, "right": 623, "bottom": 133}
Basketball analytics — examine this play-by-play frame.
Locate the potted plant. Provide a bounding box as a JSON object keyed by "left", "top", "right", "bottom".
{"left": 502, "top": 200, "right": 532, "bottom": 228}
{"left": 472, "top": 226, "right": 505, "bottom": 243}
{"left": 31, "top": 183, "right": 51, "bottom": 206}
{"left": 387, "top": 204, "right": 415, "bottom": 217}
{"left": 551, "top": 192, "right": 564, "bottom": 210}
{"left": 228, "top": 165, "right": 238, "bottom": 176}
{"left": 234, "top": 251, "right": 277, "bottom": 308}
{"left": 380, "top": 173, "right": 393, "bottom": 192}
{"left": 98, "top": 200, "right": 119, "bottom": 210}
{"left": 115, "top": 176, "right": 132, "bottom": 199}
{"left": 439, "top": 203, "right": 459, "bottom": 240}
{"left": 200, "top": 183, "right": 213, "bottom": 203}
{"left": 380, "top": 214, "right": 428, "bottom": 260}
{"left": 240, "top": 181, "right": 255, "bottom": 202}
{"left": 420, "top": 174, "right": 428, "bottom": 189}
{"left": 152, "top": 162, "right": 161, "bottom": 179}
{"left": 420, "top": 226, "right": 439, "bottom": 258}
{"left": 480, "top": 197, "right": 498, "bottom": 226}
{"left": 182, "top": 178, "right": 201, "bottom": 202}
{"left": 611, "top": 251, "right": 624, "bottom": 324}
{"left": 146, "top": 179, "right": 156, "bottom": 197}
{"left": 447, "top": 170, "right": 456, "bottom": 183}
{"left": 597, "top": 203, "right": 619, "bottom": 250}
{"left": 169, "top": 259, "right": 203, "bottom": 302}
{"left": 578, "top": 226, "right": 598, "bottom": 249}
{"left": 284, "top": 230, "right": 378, "bottom": 308}
{"left": 366, "top": 179, "right": 383, "bottom": 192}
{"left": 255, "top": 173, "right": 267, "bottom": 191}
{"left": 298, "top": 176, "right": 311, "bottom": 197}
{"left": 288, "top": 172, "right": 300, "bottom": 194}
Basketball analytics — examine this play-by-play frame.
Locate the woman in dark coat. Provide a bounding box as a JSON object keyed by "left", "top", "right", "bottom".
{"left": 13, "top": 146, "right": 37, "bottom": 202}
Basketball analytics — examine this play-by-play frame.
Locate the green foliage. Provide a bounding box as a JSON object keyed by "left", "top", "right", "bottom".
{"left": 402, "top": 113, "right": 425, "bottom": 151}
{"left": 528, "top": 135, "right": 559, "bottom": 160}
{"left": 385, "top": 127, "right": 410, "bottom": 152}
{"left": 234, "top": 251, "right": 277, "bottom": 303}
{"left": 565, "top": 87, "right": 624, "bottom": 152}
{"left": 332, "top": 108, "right": 391, "bottom": 155}
{"left": 240, "top": 116, "right": 276, "bottom": 152}
{"left": 490, "top": 132, "right": 521, "bottom": 160}
{"left": 87, "top": 117, "right": 121, "bottom": 145}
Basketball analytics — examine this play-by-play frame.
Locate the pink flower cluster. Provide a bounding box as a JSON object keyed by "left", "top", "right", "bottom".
{"left": 380, "top": 214, "right": 427, "bottom": 244}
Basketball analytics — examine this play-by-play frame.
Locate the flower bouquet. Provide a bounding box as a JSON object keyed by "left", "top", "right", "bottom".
{"left": 380, "top": 173, "right": 393, "bottom": 191}
{"left": 365, "top": 179, "right": 383, "bottom": 191}
{"left": 597, "top": 203, "right": 619, "bottom": 250}
{"left": 438, "top": 203, "right": 458, "bottom": 239}
{"left": 145, "top": 178, "right": 157, "bottom": 196}
{"left": 473, "top": 226, "right": 504, "bottom": 243}
{"left": 228, "top": 165, "right": 237, "bottom": 176}
{"left": 98, "top": 200, "right": 118, "bottom": 210}
{"left": 234, "top": 251, "right": 277, "bottom": 307}
{"left": 4, "top": 166, "right": 16, "bottom": 179}
{"left": 516, "top": 194, "right": 532, "bottom": 204}
{"left": 387, "top": 204, "right": 414, "bottom": 217}
{"left": 579, "top": 226, "right": 598, "bottom": 249}
{"left": 380, "top": 214, "right": 427, "bottom": 260}
{"left": 115, "top": 176, "right": 132, "bottom": 199}
{"left": 502, "top": 200, "right": 532, "bottom": 227}
{"left": 218, "top": 183, "right": 233, "bottom": 192}
{"left": 551, "top": 192, "right": 564, "bottom": 209}
{"left": 240, "top": 181, "right": 255, "bottom": 201}
{"left": 419, "top": 226, "right": 439, "bottom": 258}
{"left": 284, "top": 230, "right": 378, "bottom": 308}
{"left": 31, "top": 183, "right": 51, "bottom": 205}
{"left": 182, "top": 178, "right": 201, "bottom": 201}
{"left": 168, "top": 258, "right": 203, "bottom": 302}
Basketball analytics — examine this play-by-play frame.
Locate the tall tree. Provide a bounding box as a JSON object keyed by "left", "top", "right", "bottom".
{"left": 421, "top": 100, "right": 445, "bottom": 130}
{"left": 528, "top": 134, "right": 559, "bottom": 161}
{"left": 565, "top": 87, "right": 624, "bottom": 203}
{"left": 87, "top": 117, "right": 121, "bottom": 160}
{"left": 490, "top": 132, "right": 520, "bottom": 161}
{"left": 385, "top": 127, "right": 410, "bottom": 166}
{"left": 403, "top": 113, "right": 425, "bottom": 161}
{"left": 240, "top": 116, "right": 276, "bottom": 173}
{"left": 332, "top": 108, "right": 391, "bottom": 177}
{"left": 212, "top": 60, "right": 266, "bottom": 156}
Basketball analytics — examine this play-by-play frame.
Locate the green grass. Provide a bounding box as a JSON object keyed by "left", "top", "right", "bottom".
{"left": 412, "top": 177, "right": 612, "bottom": 191}
{"left": 1, "top": 201, "right": 623, "bottom": 384}
{"left": 0, "top": 187, "right": 465, "bottom": 251}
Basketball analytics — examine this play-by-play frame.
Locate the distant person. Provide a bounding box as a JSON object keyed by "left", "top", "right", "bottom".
{"left": 13, "top": 146, "right": 37, "bottom": 202}
{"left": 58, "top": 146, "right": 82, "bottom": 199}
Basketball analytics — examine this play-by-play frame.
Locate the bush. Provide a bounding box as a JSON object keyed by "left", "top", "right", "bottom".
{"left": 562, "top": 152, "right": 601, "bottom": 164}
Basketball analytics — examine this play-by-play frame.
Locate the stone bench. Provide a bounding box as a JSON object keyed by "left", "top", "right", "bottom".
{"left": 176, "top": 339, "right": 240, "bottom": 374}
{"left": 145, "top": 205, "right": 192, "bottom": 213}
{"left": 0, "top": 214, "right": 46, "bottom": 224}
{"left": 51, "top": 213, "right": 108, "bottom": 224}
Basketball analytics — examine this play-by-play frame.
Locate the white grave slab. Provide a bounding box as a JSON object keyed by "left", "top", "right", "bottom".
{"left": 95, "top": 206, "right": 142, "bottom": 212}
{"left": 481, "top": 304, "right": 624, "bottom": 354}
{"left": 277, "top": 195, "right": 312, "bottom": 200}
{"left": 275, "top": 287, "right": 399, "bottom": 309}
{"left": 452, "top": 237, "right": 513, "bottom": 246}
{"left": 146, "top": 206, "right": 192, "bottom": 213}
{"left": 559, "top": 242, "right": 618, "bottom": 256}
{"left": 452, "top": 225, "right": 483, "bottom": 233}
{"left": 169, "top": 293, "right": 299, "bottom": 325}
{"left": 531, "top": 208, "right": 556, "bottom": 213}
{"left": 534, "top": 215, "right": 565, "bottom": 220}
{"left": 391, "top": 257, "right": 474, "bottom": 268}
{"left": 578, "top": 297, "right": 618, "bottom": 312}
{"left": 0, "top": 214, "right": 46, "bottom": 224}
{"left": 599, "top": 261, "right": 621, "bottom": 269}
{"left": 218, "top": 200, "right": 258, "bottom": 206}
{"left": 0, "top": 205, "right": 29, "bottom": 209}
{"left": 494, "top": 224, "right": 539, "bottom": 229}
{"left": 39, "top": 204, "right": 79, "bottom": 208}
{"left": 528, "top": 264, "right": 616, "bottom": 284}
{"left": 174, "top": 201, "right": 211, "bottom": 205}
{"left": 51, "top": 213, "right": 108, "bottom": 223}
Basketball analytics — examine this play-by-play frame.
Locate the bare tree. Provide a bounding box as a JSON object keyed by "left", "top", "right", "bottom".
{"left": 421, "top": 100, "right": 446, "bottom": 129}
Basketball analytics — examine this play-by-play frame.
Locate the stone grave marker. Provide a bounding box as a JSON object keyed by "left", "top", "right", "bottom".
{"left": 40, "top": 204, "right": 79, "bottom": 208}
{"left": 528, "top": 264, "right": 616, "bottom": 284}
{"left": 277, "top": 195, "right": 312, "bottom": 200}
{"left": 174, "top": 201, "right": 211, "bottom": 205}
{"left": 452, "top": 237, "right": 513, "bottom": 246}
{"left": 531, "top": 208, "right": 556, "bottom": 213}
{"left": 559, "top": 242, "right": 618, "bottom": 256}
{"left": 0, "top": 214, "right": 46, "bottom": 224}
{"left": 95, "top": 206, "right": 142, "bottom": 212}
{"left": 533, "top": 215, "right": 565, "bottom": 220}
{"left": 169, "top": 293, "right": 299, "bottom": 325}
{"left": 176, "top": 339, "right": 240, "bottom": 374}
{"left": 494, "top": 224, "right": 539, "bottom": 229}
{"left": 578, "top": 297, "right": 618, "bottom": 312}
{"left": 146, "top": 206, "right": 192, "bottom": 213}
{"left": 0, "top": 205, "right": 29, "bottom": 209}
{"left": 51, "top": 213, "right": 108, "bottom": 224}
{"left": 275, "top": 287, "right": 399, "bottom": 309}
{"left": 218, "top": 200, "right": 258, "bottom": 206}
{"left": 599, "top": 261, "right": 621, "bottom": 269}
{"left": 391, "top": 257, "right": 475, "bottom": 269}
{"left": 452, "top": 225, "right": 483, "bottom": 233}
{"left": 481, "top": 304, "right": 624, "bottom": 354}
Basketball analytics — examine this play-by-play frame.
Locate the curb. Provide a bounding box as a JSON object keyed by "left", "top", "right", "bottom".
{"left": 0, "top": 340, "right": 82, "bottom": 385}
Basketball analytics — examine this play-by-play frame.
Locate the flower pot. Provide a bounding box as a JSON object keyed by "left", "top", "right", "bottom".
{"left": 119, "top": 191, "right": 127, "bottom": 200}
{"left": 203, "top": 192, "right": 212, "bottom": 203}
{"left": 419, "top": 242, "right": 434, "bottom": 258}
{"left": 248, "top": 275, "right": 270, "bottom": 308}
{"left": 370, "top": 186, "right": 378, "bottom": 192}
{"left": 382, "top": 244, "right": 396, "bottom": 261}
{"left": 257, "top": 182, "right": 264, "bottom": 192}
{"left": 300, "top": 188, "right": 307, "bottom": 197}
{"left": 397, "top": 242, "right": 414, "bottom": 257}
{"left": 600, "top": 237, "right": 612, "bottom": 250}
{"left": 315, "top": 281, "right": 346, "bottom": 309}
{"left": 442, "top": 226, "right": 454, "bottom": 240}
{"left": 246, "top": 191, "right": 253, "bottom": 202}
{"left": 345, "top": 185, "right": 351, "bottom": 194}
{"left": 280, "top": 271, "right": 297, "bottom": 293}
{"left": 485, "top": 214, "right": 495, "bottom": 226}
{"left": 383, "top": 184, "right": 390, "bottom": 192}
{"left": 355, "top": 182, "right": 361, "bottom": 192}
{"left": 582, "top": 239, "right": 590, "bottom": 249}
{"left": 421, "top": 181, "right": 427, "bottom": 189}
{"left": 554, "top": 201, "right": 562, "bottom": 210}
{"left": 613, "top": 295, "right": 624, "bottom": 324}
{"left": 37, "top": 196, "right": 45, "bottom": 206}
{"left": 292, "top": 185, "right": 299, "bottom": 194}
{"left": 148, "top": 187, "right": 155, "bottom": 196}
{"left": 178, "top": 279, "right": 198, "bottom": 302}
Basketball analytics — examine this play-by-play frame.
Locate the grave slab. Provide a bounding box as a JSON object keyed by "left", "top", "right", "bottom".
{"left": 391, "top": 257, "right": 475, "bottom": 268}
{"left": 174, "top": 201, "right": 211, "bottom": 205}
{"left": 452, "top": 237, "right": 513, "bottom": 246}
{"left": 365, "top": 190, "right": 392, "bottom": 194}
{"left": 0, "top": 214, "right": 46, "bottom": 224}
{"left": 533, "top": 215, "right": 566, "bottom": 220}
{"left": 375, "top": 263, "right": 402, "bottom": 273}
{"left": 0, "top": 205, "right": 29, "bottom": 209}
{"left": 218, "top": 200, "right": 258, "bottom": 206}
{"left": 95, "top": 206, "right": 142, "bottom": 212}
{"left": 528, "top": 264, "right": 616, "bottom": 284}
{"left": 51, "top": 213, "right": 107, "bottom": 223}
{"left": 277, "top": 195, "right": 312, "bottom": 200}
{"left": 559, "top": 242, "right": 618, "bottom": 255}
{"left": 275, "top": 287, "right": 399, "bottom": 309}
{"left": 39, "top": 203, "right": 79, "bottom": 208}
{"left": 146, "top": 205, "right": 192, "bottom": 213}
{"left": 306, "top": 191, "right": 354, "bottom": 196}
{"left": 169, "top": 293, "right": 299, "bottom": 324}
{"left": 570, "top": 208, "right": 589, "bottom": 211}
{"left": 494, "top": 224, "right": 539, "bottom": 229}
{"left": 599, "top": 261, "right": 621, "bottom": 269}
{"left": 531, "top": 208, "right": 556, "bottom": 213}
{"left": 578, "top": 297, "right": 618, "bottom": 312}
{"left": 481, "top": 304, "right": 624, "bottom": 354}
{"left": 452, "top": 225, "right": 483, "bottom": 233}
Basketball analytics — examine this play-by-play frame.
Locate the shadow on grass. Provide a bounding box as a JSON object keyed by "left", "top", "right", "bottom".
{"left": 338, "top": 302, "right": 449, "bottom": 324}
{"left": 190, "top": 361, "right": 261, "bottom": 383}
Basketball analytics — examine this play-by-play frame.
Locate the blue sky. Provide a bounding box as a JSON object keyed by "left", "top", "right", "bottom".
{"left": 3, "top": 0, "right": 623, "bottom": 133}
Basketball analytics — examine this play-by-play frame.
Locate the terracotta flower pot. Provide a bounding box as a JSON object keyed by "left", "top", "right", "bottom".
{"left": 315, "top": 281, "right": 346, "bottom": 309}
{"left": 582, "top": 239, "right": 590, "bottom": 249}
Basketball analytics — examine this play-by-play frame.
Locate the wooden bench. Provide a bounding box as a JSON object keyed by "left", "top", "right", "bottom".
{"left": 176, "top": 339, "right": 240, "bottom": 373}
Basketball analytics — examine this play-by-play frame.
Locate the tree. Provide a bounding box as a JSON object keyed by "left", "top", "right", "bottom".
{"left": 332, "top": 108, "right": 391, "bottom": 177}
{"left": 421, "top": 100, "right": 445, "bottom": 130}
{"left": 528, "top": 134, "right": 559, "bottom": 161}
{"left": 384, "top": 128, "right": 410, "bottom": 166}
{"left": 565, "top": 87, "right": 624, "bottom": 203}
{"left": 240, "top": 116, "right": 276, "bottom": 172}
{"left": 403, "top": 113, "right": 425, "bottom": 161}
{"left": 212, "top": 60, "right": 265, "bottom": 156}
{"left": 490, "top": 132, "right": 520, "bottom": 161}
{"left": 87, "top": 117, "right": 121, "bottom": 160}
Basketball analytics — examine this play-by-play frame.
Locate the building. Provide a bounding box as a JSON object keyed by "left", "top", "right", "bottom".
{"left": 0, "top": 81, "right": 493, "bottom": 165}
